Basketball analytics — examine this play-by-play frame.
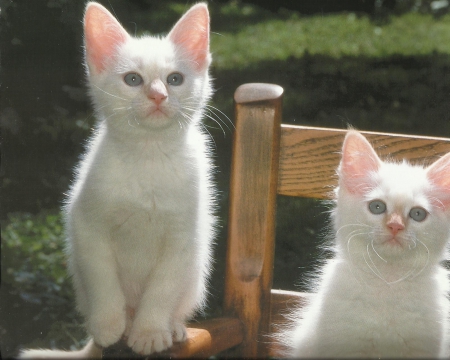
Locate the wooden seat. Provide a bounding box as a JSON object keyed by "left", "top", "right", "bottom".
{"left": 104, "top": 83, "right": 450, "bottom": 358}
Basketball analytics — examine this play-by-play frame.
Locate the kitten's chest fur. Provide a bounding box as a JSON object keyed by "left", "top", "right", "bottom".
{"left": 78, "top": 129, "right": 200, "bottom": 218}
{"left": 309, "top": 260, "right": 447, "bottom": 356}
{"left": 69, "top": 128, "right": 206, "bottom": 288}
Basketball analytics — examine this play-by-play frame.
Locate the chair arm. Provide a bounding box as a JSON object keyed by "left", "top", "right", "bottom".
{"left": 102, "top": 317, "right": 244, "bottom": 358}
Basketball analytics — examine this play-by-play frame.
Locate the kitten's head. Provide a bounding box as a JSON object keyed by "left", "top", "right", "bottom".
{"left": 334, "top": 131, "right": 450, "bottom": 281}
{"left": 83, "top": 2, "right": 211, "bottom": 135}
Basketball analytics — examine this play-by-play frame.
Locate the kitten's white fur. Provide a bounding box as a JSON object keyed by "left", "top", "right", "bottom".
{"left": 20, "top": 2, "right": 215, "bottom": 358}
{"left": 285, "top": 131, "right": 450, "bottom": 358}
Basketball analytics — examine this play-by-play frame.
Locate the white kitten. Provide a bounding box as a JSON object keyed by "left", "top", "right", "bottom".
{"left": 20, "top": 2, "right": 215, "bottom": 358}
{"left": 284, "top": 130, "right": 450, "bottom": 358}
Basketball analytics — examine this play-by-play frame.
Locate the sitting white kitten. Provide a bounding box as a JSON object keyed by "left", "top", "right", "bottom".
{"left": 284, "top": 131, "right": 450, "bottom": 358}
{"left": 20, "top": 2, "right": 215, "bottom": 358}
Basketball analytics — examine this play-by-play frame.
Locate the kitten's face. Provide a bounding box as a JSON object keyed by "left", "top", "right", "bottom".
{"left": 335, "top": 131, "right": 450, "bottom": 281}
{"left": 352, "top": 163, "right": 442, "bottom": 257}
{"left": 84, "top": 2, "right": 211, "bottom": 135}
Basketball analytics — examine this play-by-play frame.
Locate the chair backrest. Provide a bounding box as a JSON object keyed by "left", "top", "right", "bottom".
{"left": 222, "top": 83, "right": 450, "bottom": 357}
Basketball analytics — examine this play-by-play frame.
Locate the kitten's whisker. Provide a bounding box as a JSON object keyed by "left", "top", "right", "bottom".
{"left": 410, "top": 239, "right": 430, "bottom": 279}
{"left": 346, "top": 230, "right": 368, "bottom": 260}
{"left": 179, "top": 111, "right": 196, "bottom": 130}
{"left": 127, "top": 116, "right": 140, "bottom": 128}
{"left": 205, "top": 105, "right": 234, "bottom": 129}
{"left": 103, "top": 111, "right": 121, "bottom": 122}
{"left": 407, "top": 238, "right": 417, "bottom": 250}
{"left": 91, "top": 84, "right": 127, "bottom": 101}
{"left": 370, "top": 240, "right": 387, "bottom": 263}
{"left": 386, "top": 250, "right": 420, "bottom": 284}
{"left": 363, "top": 247, "right": 386, "bottom": 283}
{"left": 387, "top": 268, "right": 415, "bottom": 284}
{"left": 203, "top": 113, "right": 226, "bottom": 136}
{"left": 199, "top": 123, "right": 217, "bottom": 149}
{"left": 183, "top": 104, "right": 232, "bottom": 137}
{"left": 336, "top": 223, "right": 371, "bottom": 236}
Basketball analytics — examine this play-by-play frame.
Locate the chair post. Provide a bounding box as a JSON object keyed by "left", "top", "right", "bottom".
{"left": 223, "top": 83, "right": 283, "bottom": 357}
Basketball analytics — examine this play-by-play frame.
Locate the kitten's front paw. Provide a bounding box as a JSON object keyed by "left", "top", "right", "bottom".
{"left": 88, "top": 311, "right": 127, "bottom": 347}
{"left": 172, "top": 322, "right": 187, "bottom": 343}
{"left": 127, "top": 328, "right": 173, "bottom": 355}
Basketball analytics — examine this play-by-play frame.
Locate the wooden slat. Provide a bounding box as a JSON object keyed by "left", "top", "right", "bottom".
{"left": 166, "top": 317, "right": 244, "bottom": 358}
{"left": 224, "top": 83, "right": 283, "bottom": 357}
{"left": 278, "top": 125, "right": 450, "bottom": 198}
{"left": 102, "top": 317, "right": 243, "bottom": 359}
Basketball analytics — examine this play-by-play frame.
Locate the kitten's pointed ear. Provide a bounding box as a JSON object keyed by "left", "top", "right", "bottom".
{"left": 339, "top": 131, "right": 381, "bottom": 194}
{"left": 427, "top": 152, "right": 450, "bottom": 208}
{"left": 84, "top": 2, "right": 130, "bottom": 73}
{"left": 168, "top": 3, "right": 211, "bottom": 71}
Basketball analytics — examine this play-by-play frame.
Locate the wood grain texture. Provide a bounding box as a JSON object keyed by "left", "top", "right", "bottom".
{"left": 278, "top": 125, "right": 450, "bottom": 198}
{"left": 223, "top": 83, "right": 283, "bottom": 357}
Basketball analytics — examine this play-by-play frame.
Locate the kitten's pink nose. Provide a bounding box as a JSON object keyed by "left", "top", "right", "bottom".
{"left": 387, "top": 213, "right": 405, "bottom": 235}
{"left": 147, "top": 79, "right": 168, "bottom": 105}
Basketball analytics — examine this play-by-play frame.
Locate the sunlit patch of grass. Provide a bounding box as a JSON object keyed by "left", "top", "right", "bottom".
{"left": 212, "top": 11, "right": 450, "bottom": 70}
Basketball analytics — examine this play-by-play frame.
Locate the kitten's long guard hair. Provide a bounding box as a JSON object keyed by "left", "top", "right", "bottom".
{"left": 19, "top": 2, "right": 218, "bottom": 359}
{"left": 279, "top": 130, "right": 450, "bottom": 358}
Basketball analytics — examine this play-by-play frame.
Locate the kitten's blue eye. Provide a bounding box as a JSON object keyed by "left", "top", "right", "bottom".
{"left": 124, "top": 73, "right": 143, "bottom": 87}
{"left": 409, "top": 207, "right": 427, "bottom": 222}
{"left": 368, "top": 200, "right": 386, "bottom": 215}
{"left": 167, "top": 72, "right": 183, "bottom": 86}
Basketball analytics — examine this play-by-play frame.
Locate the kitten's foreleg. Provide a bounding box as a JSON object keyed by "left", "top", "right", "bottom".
{"left": 171, "top": 265, "right": 207, "bottom": 342}
{"left": 126, "top": 249, "right": 196, "bottom": 355}
{"left": 70, "top": 224, "right": 127, "bottom": 347}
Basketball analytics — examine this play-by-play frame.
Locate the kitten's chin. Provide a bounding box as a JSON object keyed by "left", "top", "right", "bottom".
{"left": 377, "top": 235, "right": 413, "bottom": 254}
{"left": 139, "top": 112, "right": 175, "bottom": 131}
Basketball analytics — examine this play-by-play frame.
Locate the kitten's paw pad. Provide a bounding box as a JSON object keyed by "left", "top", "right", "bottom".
{"left": 127, "top": 329, "right": 173, "bottom": 355}
{"left": 172, "top": 323, "right": 187, "bottom": 343}
{"left": 88, "top": 312, "right": 126, "bottom": 347}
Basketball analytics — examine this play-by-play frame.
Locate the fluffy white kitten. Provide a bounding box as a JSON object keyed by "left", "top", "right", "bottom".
{"left": 20, "top": 2, "right": 215, "bottom": 358}
{"left": 285, "top": 131, "right": 450, "bottom": 358}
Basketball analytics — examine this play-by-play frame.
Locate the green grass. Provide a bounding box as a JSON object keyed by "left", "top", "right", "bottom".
{"left": 212, "top": 10, "right": 450, "bottom": 69}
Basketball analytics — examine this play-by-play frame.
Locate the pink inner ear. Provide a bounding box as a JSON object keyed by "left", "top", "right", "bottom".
{"left": 168, "top": 4, "right": 210, "bottom": 71}
{"left": 427, "top": 152, "right": 450, "bottom": 208}
{"left": 84, "top": 3, "right": 129, "bottom": 73}
{"left": 340, "top": 131, "right": 381, "bottom": 194}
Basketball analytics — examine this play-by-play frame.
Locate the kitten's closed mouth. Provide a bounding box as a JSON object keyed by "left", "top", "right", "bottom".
{"left": 384, "top": 236, "right": 405, "bottom": 247}
{"left": 148, "top": 108, "right": 168, "bottom": 117}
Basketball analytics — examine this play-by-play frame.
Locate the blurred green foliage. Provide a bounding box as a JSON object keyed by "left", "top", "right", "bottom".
{"left": 2, "top": 212, "right": 71, "bottom": 311}
{"left": 1, "top": 212, "right": 86, "bottom": 355}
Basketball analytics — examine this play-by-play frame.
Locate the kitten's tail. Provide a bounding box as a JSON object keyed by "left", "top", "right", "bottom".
{"left": 18, "top": 338, "right": 102, "bottom": 359}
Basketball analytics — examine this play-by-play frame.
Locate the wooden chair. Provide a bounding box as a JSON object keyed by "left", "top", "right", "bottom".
{"left": 104, "top": 83, "right": 450, "bottom": 358}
